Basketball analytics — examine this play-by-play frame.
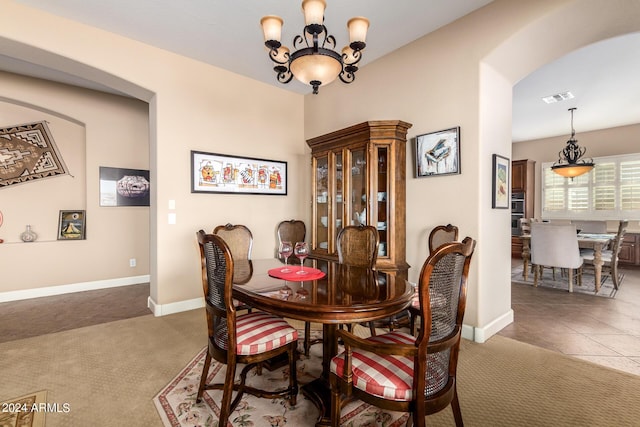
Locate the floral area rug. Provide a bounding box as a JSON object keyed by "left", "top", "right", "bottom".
{"left": 511, "top": 265, "right": 622, "bottom": 298}
{"left": 0, "top": 121, "right": 68, "bottom": 188}
{"left": 0, "top": 390, "right": 48, "bottom": 427}
{"left": 154, "top": 330, "right": 409, "bottom": 427}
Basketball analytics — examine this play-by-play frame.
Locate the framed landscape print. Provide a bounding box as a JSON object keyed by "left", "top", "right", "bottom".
{"left": 191, "top": 150, "right": 287, "bottom": 195}
{"left": 492, "top": 154, "right": 510, "bottom": 209}
{"left": 415, "top": 127, "right": 460, "bottom": 177}
{"left": 58, "top": 210, "right": 86, "bottom": 240}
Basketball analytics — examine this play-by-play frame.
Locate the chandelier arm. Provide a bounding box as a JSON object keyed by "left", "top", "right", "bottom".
{"left": 339, "top": 69, "right": 356, "bottom": 84}
{"left": 343, "top": 49, "right": 363, "bottom": 66}
{"left": 268, "top": 48, "right": 290, "bottom": 65}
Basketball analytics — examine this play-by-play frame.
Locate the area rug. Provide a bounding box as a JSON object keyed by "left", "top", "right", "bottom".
{"left": 0, "top": 390, "right": 48, "bottom": 427}
{"left": 0, "top": 121, "right": 68, "bottom": 188}
{"left": 154, "top": 330, "right": 409, "bottom": 427}
{"left": 511, "top": 264, "right": 622, "bottom": 298}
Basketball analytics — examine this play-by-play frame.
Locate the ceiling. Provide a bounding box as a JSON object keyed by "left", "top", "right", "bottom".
{"left": 3, "top": 1, "right": 640, "bottom": 142}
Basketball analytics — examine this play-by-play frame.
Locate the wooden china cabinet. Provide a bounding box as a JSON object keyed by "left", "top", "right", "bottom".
{"left": 306, "top": 120, "right": 412, "bottom": 275}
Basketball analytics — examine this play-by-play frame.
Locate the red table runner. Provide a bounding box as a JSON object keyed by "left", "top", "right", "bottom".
{"left": 268, "top": 266, "right": 325, "bottom": 281}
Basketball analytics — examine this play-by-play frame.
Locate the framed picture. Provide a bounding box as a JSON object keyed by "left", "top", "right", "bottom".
{"left": 492, "top": 154, "right": 510, "bottom": 209}
{"left": 99, "top": 167, "right": 150, "bottom": 207}
{"left": 58, "top": 210, "right": 86, "bottom": 240}
{"left": 191, "top": 150, "right": 287, "bottom": 195}
{"left": 415, "top": 127, "right": 460, "bottom": 177}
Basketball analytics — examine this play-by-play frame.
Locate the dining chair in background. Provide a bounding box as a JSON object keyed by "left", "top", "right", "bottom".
{"left": 530, "top": 223, "right": 583, "bottom": 292}
{"left": 571, "top": 220, "right": 608, "bottom": 234}
{"left": 213, "top": 223, "right": 253, "bottom": 284}
{"left": 195, "top": 230, "right": 298, "bottom": 426}
{"left": 580, "top": 220, "right": 628, "bottom": 289}
{"left": 276, "top": 219, "right": 319, "bottom": 356}
{"left": 409, "top": 224, "right": 459, "bottom": 335}
{"left": 336, "top": 224, "right": 379, "bottom": 336}
{"left": 329, "top": 237, "right": 476, "bottom": 427}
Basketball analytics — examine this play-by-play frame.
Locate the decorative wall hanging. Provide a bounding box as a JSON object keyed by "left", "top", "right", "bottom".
{"left": 99, "top": 167, "right": 150, "bottom": 207}
{"left": 58, "top": 210, "right": 86, "bottom": 240}
{"left": 492, "top": 154, "right": 510, "bottom": 209}
{"left": 0, "top": 121, "right": 68, "bottom": 189}
{"left": 191, "top": 151, "right": 287, "bottom": 195}
{"left": 415, "top": 127, "right": 460, "bottom": 177}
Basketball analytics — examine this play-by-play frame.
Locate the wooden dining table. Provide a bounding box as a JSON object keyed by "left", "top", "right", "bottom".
{"left": 521, "top": 232, "right": 615, "bottom": 292}
{"left": 231, "top": 257, "right": 413, "bottom": 427}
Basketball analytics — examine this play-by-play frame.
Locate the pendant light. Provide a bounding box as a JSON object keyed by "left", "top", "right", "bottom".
{"left": 551, "top": 108, "right": 594, "bottom": 178}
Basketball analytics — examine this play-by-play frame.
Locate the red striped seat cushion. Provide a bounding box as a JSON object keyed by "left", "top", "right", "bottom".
{"left": 330, "top": 331, "right": 416, "bottom": 401}
{"left": 215, "top": 312, "right": 298, "bottom": 355}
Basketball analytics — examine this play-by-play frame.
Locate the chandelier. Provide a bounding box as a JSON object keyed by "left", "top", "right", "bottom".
{"left": 551, "top": 108, "right": 595, "bottom": 178}
{"left": 260, "top": 0, "right": 369, "bottom": 94}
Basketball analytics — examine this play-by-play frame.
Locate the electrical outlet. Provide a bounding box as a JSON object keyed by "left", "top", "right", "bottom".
{"left": 129, "top": 258, "right": 137, "bottom": 267}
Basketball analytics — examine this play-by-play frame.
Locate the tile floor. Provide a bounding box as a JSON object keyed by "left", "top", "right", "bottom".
{"left": 499, "top": 260, "right": 640, "bottom": 376}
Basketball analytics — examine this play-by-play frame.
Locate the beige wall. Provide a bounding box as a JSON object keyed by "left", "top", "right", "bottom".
{"left": 0, "top": 72, "right": 150, "bottom": 292}
{"left": 304, "top": 0, "right": 640, "bottom": 339}
{"left": 1, "top": 0, "right": 639, "bottom": 339}
{"left": 0, "top": 1, "right": 306, "bottom": 312}
{"left": 512, "top": 123, "right": 640, "bottom": 232}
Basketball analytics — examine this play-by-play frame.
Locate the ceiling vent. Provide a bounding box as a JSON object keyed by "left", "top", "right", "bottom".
{"left": 542, "top": 91, "right": 574, "bottom": 104}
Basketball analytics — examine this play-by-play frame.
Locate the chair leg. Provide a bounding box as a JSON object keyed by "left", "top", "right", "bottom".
{"left": 451, "top": 386, "right": 464, "bottom": 427}
{"left": 369, "top": 321, "right": 376, "bottom": 337}
{"left": 218, "top": 360, "right": 237, "bottom": 427}
{"left": 288, "top": 342, "right": 298, "bottom": 406}
{"left": 611, "top": 263, "right": 619, "bottom": 289}
{"left": 533, "top": 265, "right": 539, "bottom": 287}
{"left": 196, "top": 351, "right": 212, "bottom": 402}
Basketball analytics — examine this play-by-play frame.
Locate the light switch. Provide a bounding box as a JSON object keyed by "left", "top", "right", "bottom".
{"left": 168, "top": 199, "right": 176, "bottom": 210}
{"left": 168, "top": 213, "right": 176, "bottom": 224}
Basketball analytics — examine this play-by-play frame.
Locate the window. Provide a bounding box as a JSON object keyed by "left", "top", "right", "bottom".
{"left": 542, "top": 153, "right": 640, "bottom": 220}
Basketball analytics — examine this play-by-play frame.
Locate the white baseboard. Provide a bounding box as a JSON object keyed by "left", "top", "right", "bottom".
{"left": 147, "top": 295, "right": 204, "bottom": 317}
{"left": 0, "top": 275, "right": 151, "bottom": 303}
{"left": 464, "top": 309, "right": 514, "bottom": 343}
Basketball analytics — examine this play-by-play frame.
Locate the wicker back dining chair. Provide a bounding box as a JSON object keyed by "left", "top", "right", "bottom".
{"left": 580, "top": 219, "right": 628, "bottom": 289}
{"left": 330, "top": 237, "right": 476, "bottom": 427}
{"left": 276, "top": 219, "right": 319, "bottom": 355}
{"left": 336, "top": 224, "right": 379, "bottom": 267}
{"left": 409, "top": 224, "right": 459, "bottom": 335}
{"left": 428, "top": 223, "right": 459, "bottom": 253}
{"left": 213, "top": 223, "right": 254, "bottom": 284}
{"left": 195, "top": 230, "right": 298, "bottom": 426}
{"left": 336, "top": 224, "right": 379, "bottom": 335}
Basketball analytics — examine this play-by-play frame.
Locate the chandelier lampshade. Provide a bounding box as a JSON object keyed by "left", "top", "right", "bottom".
{"left": 551, "top": 108, "right": 595, "bottom": 178}
{"left": 261, "top": 1, "right": 369, "bottom": 94}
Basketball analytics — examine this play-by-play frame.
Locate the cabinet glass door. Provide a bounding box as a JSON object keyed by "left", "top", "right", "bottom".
{"left": 350, "top": 148, "right": 367, "bottom": 226}
{"left": 376, "top": 147, "right": 389, "bottom": 257}
{"left": 334, "top": 152, "right": 344, "bottom": 240}
{"left": 315, "top": 156, "right": 329, "bottom": 252}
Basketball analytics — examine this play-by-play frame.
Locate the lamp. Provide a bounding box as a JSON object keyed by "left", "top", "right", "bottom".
{"left": 551, "top": 107, "right": 594, "bottom": 178}
{"left": 261, "top": 0, "right": 369, "bottom": 94}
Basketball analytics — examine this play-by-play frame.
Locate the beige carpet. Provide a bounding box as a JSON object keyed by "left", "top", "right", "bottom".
{"left": 2, "top": 309, "right": 640, "bottom": 426}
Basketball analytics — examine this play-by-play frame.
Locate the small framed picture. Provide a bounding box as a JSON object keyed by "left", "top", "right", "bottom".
{"left": 58, "top": 210, "right": 86, "bottom": 240}
{"left": 492, "top": 154, "right": 510, "bottom": 209}
{"left": 415, "top": 127, "right": 460, "bottom": 177}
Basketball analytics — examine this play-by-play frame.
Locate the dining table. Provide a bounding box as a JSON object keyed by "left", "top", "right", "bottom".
{"left": 231, "top": 257, "right": 413, "bottom": 427}
{"left": 520, "top": 232, "right": 616, "bottom": 293}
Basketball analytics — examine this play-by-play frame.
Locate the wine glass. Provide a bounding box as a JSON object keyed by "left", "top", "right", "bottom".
{"left": 279, "top": 241, "right": 293, "bottom": 272}
{"left": 294, "top": 242, "right": 309, "bottom": 275}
